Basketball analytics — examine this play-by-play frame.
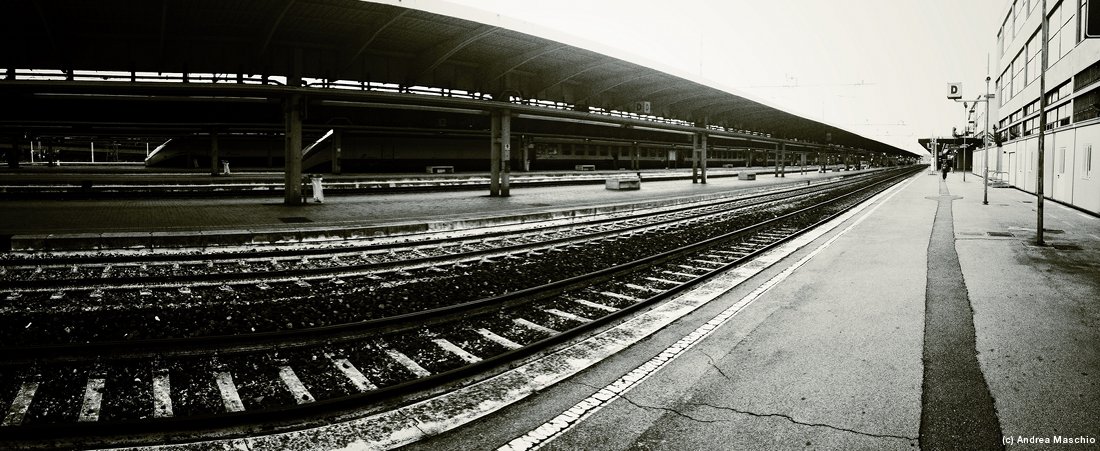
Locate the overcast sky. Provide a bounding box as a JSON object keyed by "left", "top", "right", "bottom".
{"left": 381, "top": 0, "right": 1007, "bottom": 156}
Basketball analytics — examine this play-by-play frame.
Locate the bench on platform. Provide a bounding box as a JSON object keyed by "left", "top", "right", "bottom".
{"left": 605, "top": 177, "right": 641, "bottom": 190}
{"left": 575, "top": 164, "right": 596, "bottom": 171}
{"left": 425, "top": 166, "right": 454, "bottom": 174}
{"left": 738, "top": 172, "right": 756, "bottom": 180}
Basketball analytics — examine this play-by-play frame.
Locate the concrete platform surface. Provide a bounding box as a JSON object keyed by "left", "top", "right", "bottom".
{"left": 401, "top": 170, "right": 1099, "bottom": 450}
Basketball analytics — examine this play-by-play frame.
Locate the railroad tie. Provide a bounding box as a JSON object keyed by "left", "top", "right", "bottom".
{"left": 214, "top": 371, "right": 246, "bottom": 413}
{"left": 623, "top": 283, "right": 664, "bottom": 294}
{"left": 432, "top": 338, "right": 483, "bottom": 364}
{"left": 326, "top": 354, "right": 377, "bottom": 392}
{"left": 689, "top": 259, "right": 725, "bottom": 266}
{"left": 573, "top": 299, "right": 619, "bottom": 313}
{"left": 660, "top": 270, "right": 698, "bottom": 279}
{"left": 600, "top": 291, "right": 642, "bottom": 303}
{"left": 277, "top": 366, "right": 315, "bottom": 404}
{"left": 383, "top": 349, "right": 433, "bottom": 378}
{"left": 152, "top": 369, "right": 174, "bottom": 418}
{"left": 543, "top": 308, "right": 592, "bottom": 323}
{"left": 675, "top": 264, "right": 706, "bottom": 272}
{"left": 78, "top": 377, "right": 106, "bottom": 422}
{"left": 2, "top": 381, "right": 39, "bottom": 426}
{"left": 644, "top": 277, "right": 683, "bottom": 285}
{"left": 513, "top": 318, "right": 559, "bottom": 335}
{"left": 476, "top": 328, "right": 523, "bottom": 350}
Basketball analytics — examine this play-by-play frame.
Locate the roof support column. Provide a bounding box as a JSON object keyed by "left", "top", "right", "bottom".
{"left": 7, "top": 135, "right": 21, "bottom": 169}
{"left": 210, "top": 131, "right": 220, "bottom": 176}
{"left": 501, "top": 110, "right": 511, "bottom": 196}
{"left": 489, "top": 108, "right": 510, "bottom": 196}
{"left": 691, "top": 133, "right": 699, "bottom": 183}
{"left": 284, "top": 93, "right": 303, "bottom": 205}
{"left": 781, "top": 143, "right": 786, "bottom": 177}
{"left": 774, "top": 142, "right": 780, "bottom": 177}
{"left": 332, "top": 129, "right": 342, "bottom": 175}
{"left": 631, "top": 142, "right": 639, "bottom": 170}
{"left": 700, "top": 133, "right": 707, "bottom": 184}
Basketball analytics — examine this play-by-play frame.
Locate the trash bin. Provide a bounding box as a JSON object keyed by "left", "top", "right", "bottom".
{"left": 310, "top": 175, "right": 324, "bottom": 203}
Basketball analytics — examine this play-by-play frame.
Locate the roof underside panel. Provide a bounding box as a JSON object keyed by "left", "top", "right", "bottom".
{"left": 0, "top": 0, "right": 906, "bottom": 155}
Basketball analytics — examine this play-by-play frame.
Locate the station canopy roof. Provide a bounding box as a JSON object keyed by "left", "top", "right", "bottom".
{"left": 1, "top": 0, "right": 909, "bottom": 156}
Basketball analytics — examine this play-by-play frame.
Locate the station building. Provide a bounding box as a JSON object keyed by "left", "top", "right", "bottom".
{"left": 981, "top": 0, "right": 1100, "bottom": 214}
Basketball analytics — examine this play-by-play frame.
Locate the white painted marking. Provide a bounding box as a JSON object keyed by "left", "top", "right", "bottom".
{"left": 278, "top": 366, "right": 315, "bottom": 404}
{"left": 513, "top": 318, "right": 558, "bottom": 335}
{"left": 477, "top": 328, "right": 523, "bottom": 350}
{"left": 78, "top": 378, "right": 106, "bottom": 422}
{"left": 328, "top": 356, "right": 377, "bottom": 392}
{"left": 574, "top": 299, "right": 619, "bottom": 312}
{"left": 544, "top": 308, "right": 592, "bottom": 323}
{"left": 214, "top": 371, "right": 246, "bottom": 412}
{"left": 2, "top": 382, "right": 38, "bottom": 426}
{"left": 153, "top": 371, "right": 174, "bottom": 418}
{"left": 509, "top": 175, "right": 919, "bottom": 450}
{"left": 384, "top": 349, "right": 432, "bottom": 378}
{"left": 432, "top": 338, "right": 483, "bottom": 364}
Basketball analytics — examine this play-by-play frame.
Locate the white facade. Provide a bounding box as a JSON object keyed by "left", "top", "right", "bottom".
{"left": 982, "top": 0, "right": 1100, "bottom": 214}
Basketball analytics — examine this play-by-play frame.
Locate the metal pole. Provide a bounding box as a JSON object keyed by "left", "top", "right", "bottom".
{"left": 700, "top": 132, "right": 707, "bottom": 184}
{"left": 501, "top": 109, "right": 511, "bottom": 196}
{"left": 490, "top": 110, "right": 501, "bottom": 196}
{"left": 91, "top": 141, "right": 95, "bottom": 163}
{"left": 1036, "top": 0, "right": 1048, "bottom": 245}
{"left": 691, "top": 132, "right": 699, "bottom": 184}
{"left": 983, "top": 76, "right": 990, "bottom": 205}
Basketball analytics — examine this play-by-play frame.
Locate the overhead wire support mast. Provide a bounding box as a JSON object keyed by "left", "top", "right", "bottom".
{"left": 951, "top": 91, "right": 995, "bottom": 205}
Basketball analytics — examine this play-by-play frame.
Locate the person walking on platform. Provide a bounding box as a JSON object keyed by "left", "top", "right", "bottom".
{"left": 941, "top": 161, "right": 950, "bottom": 180}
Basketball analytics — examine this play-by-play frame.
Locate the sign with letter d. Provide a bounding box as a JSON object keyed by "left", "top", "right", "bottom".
{"left": 947, "top": 83, "right": 962, "bottom": 100}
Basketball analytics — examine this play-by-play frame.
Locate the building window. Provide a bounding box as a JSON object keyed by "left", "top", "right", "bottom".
{"left": 1014, "top": 0, "right": 1025, "bottom": 37}
{"left": 1058, "top": 147, "right": 1066, "bottom": 174}
{"left": 1073, "top": 87, "right": 1100, "bottom": 122}
{"left": 1024, "top": 117, "right": 1039, "bottom": 135}
{"left": 1047, "top": 1, "right": 1076, "bottom": 66}
{"left": 1024, "top": 99, "right": 1040, "bottom": 115}
{"left": 1026, "top": 30, "right": 1041, "bottom": 85}
{"left": 1080, "top": 0, "right": 1089, "bottom": 43}
{"left": 1012, "top": 49, "right": 1026, "bottom": 97}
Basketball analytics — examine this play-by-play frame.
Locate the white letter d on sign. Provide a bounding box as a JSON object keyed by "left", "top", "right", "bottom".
{"left": 947, "top": 82, "right": 962, "bottom": 99}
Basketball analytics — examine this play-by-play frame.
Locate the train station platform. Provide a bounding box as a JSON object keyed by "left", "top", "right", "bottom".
{"left": 6, "top": 167, "right": 1098, "bottom": 450}
{"left": 379, "top": 169, "right": 1097, "bottom": 450}
{"left": 0, "top": 165, "right": 851, "bottom": 252}
{"left": 0, "top": 165, "right": 778, "bottom": 199}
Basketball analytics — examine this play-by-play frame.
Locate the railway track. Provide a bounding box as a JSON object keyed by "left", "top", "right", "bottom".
{"left": 0, "top": 167, "right": 921, "bottom": 449}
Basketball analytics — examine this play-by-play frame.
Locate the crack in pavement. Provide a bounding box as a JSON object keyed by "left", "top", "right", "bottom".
{"left": 567, "top": 380, "right": 916, "bottom": 443}
{"left": 690, "top": 401, "right": 918, "bottom": 442}
{"left": 696, "top": 349, "right": 734, "bottom": 381}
